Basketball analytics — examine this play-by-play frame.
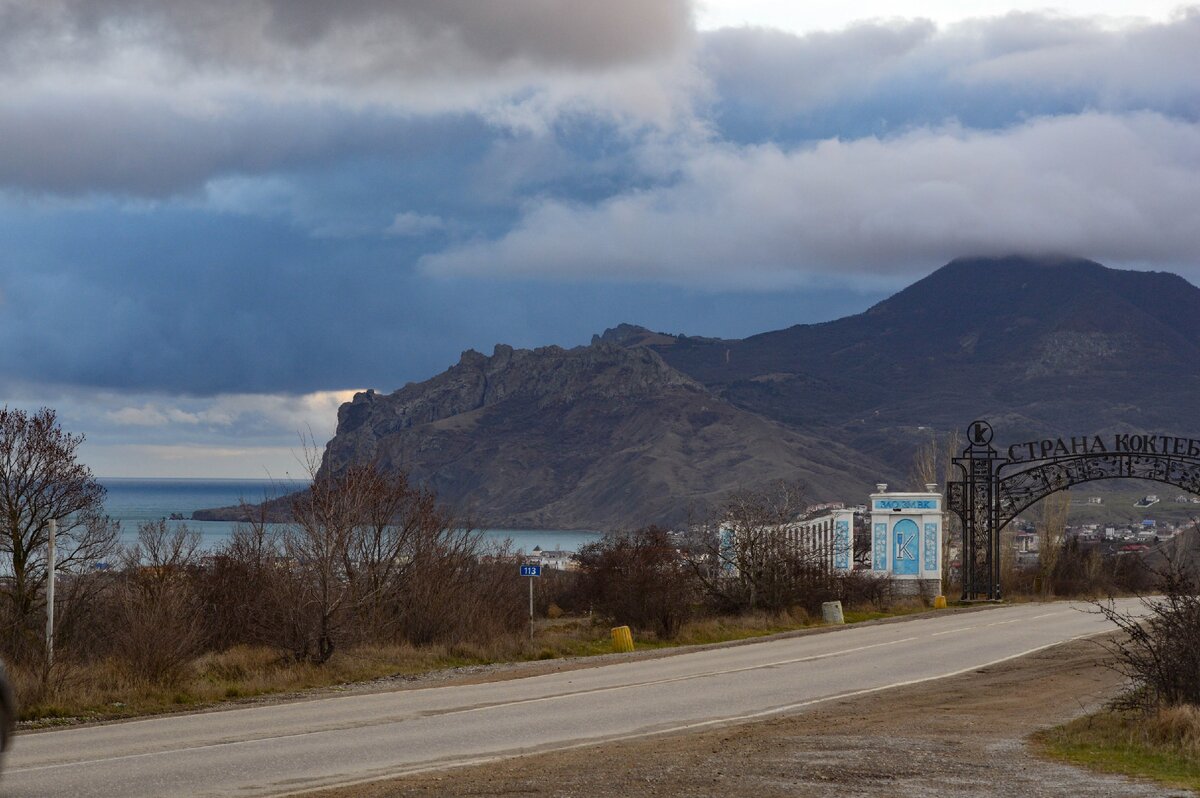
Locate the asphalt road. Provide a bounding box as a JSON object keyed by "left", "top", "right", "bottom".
{"left": 2, "top": 600, "right": 1140, "bottom": 798}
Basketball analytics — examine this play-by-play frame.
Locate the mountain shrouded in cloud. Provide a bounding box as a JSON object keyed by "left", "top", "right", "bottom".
{"left": 1, "top": 0, "right": 1198, "bottom": 476}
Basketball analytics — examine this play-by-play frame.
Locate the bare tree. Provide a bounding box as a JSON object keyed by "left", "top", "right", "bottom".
{"left": 909, "top": 435, "right": 939, "bottom": 490}
{"left": 1037, "top": 491, "right": 1071, "bottom": 596}
{"left": 1094, "top": 539, "right": 1200, "bottom": 711}
{"left": 0, "top": 407, "right": 117, "bottom": 663}
{"left": 198, "top": 502, "right": 283, "bottom": 650}
{"left": 687, "top": 482, "right": 840, "bottom": 614}
{"left": 346, "top": 468, "right": 443, "bottom": 642}
{"left": 276, "top": 465, "right": 368, "bottom": 664}
{"left": 909, "top": 429, "right": 961, "bottom": 593}
{"left": 113, "top": 520, "right": 205, "bottom": 684}
{"left": 270, "top": 455, "right": 503, "bottom": 662}
{"left": 574, "top": 526, "right": 696, "bottom": 639}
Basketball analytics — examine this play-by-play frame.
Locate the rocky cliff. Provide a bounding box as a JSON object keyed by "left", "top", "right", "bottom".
{"left": 318, "top": 342, "right": 882, "bottom": 529}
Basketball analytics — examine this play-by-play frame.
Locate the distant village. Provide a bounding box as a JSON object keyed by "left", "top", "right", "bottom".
{"left": 522, "top": 492, "right": 1198, "bottom": 573}
{"left": 1007, "top": 493, "right": 1199, "bottom": 562}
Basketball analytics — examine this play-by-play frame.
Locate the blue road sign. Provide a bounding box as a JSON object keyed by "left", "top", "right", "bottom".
{"left": 520, "top": 564, "right": 542, "bottom": 577}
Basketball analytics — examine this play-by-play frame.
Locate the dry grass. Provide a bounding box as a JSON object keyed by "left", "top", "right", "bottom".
{"left": 1140, "top": 704, "right": 1200, "bottom": 758}
{"left": 13, "top": 643, "right": 503, "bottom": 725}
{"left": 1034, "top": 704, "right": 1200, "bottom": 791}
{"left": 13, "top": 600, "right": 940, "bottom": 726}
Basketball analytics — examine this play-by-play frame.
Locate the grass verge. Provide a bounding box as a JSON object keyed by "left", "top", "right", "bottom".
{"left": 1033, "top": 705, "right": 1200, "bottom": 792}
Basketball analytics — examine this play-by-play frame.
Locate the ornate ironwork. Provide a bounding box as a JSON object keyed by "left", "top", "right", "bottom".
{"left": 947, "top": 422, "right": 1200, "bottom": 601}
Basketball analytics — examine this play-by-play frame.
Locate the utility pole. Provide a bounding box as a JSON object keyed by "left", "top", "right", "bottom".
{"left": 46, "top": 518, "right": 56, "bottom": 667}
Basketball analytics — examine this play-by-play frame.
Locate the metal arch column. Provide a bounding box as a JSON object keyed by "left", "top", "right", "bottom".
{"left": 949, "top": 420, "right": 1002, "bottom": 601}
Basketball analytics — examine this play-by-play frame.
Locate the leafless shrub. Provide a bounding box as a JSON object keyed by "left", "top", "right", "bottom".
{"left": 1095, "top": 544, "right": 1200, "bottom": 712}
{"left": 111, "top": 520, "right": 205, "bottom": 685}
{"left": 395, "top": 532, "right": 527, "bottom": 647}
{"left": 835, "top": 569, "right": 893, "bottom": 611}
{"left": 574, "top": 526, "right": 696, "bottom": 639}
{"left": 685, "top": 482, "right": 844, "bottom": 615}
{"left": 532, "top": 567, "right": 581, "bottom": 616}
{"left": 195, "top": 507, "right": 282, "bottom": 651}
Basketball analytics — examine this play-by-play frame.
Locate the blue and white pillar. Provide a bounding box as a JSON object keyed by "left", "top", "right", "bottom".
{"left": 869, "top": 483, "right": 943, "bottom": 596}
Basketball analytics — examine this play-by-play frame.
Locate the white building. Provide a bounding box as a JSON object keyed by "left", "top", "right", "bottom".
{"left": 530, "top": 547, "right": 575, "bottom": 571}
{"left": 718, "top": 509, "right": 854, "bottom": 577}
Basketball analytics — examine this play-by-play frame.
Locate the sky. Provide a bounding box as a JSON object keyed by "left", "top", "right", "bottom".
{"left": 1, "top": 0, "right": 1198, "bottom": 478}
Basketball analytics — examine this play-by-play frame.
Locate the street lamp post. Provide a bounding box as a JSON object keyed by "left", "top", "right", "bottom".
{"left": 46, "top": 518, "right": 56, "bottom": 667}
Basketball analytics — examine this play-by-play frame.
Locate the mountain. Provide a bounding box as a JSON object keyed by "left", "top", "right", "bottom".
{"left": 301, "top": 255, "right": 1200, "bottom": 530}
{"left": 643, "top": 256, "right": 1200, "bottom": 467}
{"left": 319, "top": 343, "right": 883, "bottom": 530}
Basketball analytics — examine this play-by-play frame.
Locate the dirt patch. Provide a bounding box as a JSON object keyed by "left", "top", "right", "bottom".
{"left": 308, "top": 637, "right": 1192, "bottom": 798}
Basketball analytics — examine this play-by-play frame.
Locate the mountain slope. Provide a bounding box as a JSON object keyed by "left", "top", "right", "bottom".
{"left": 645, "top": 256, "right": 1200, "bottom": 464}
{"left": 320, "top": 343, "right": 884, "bottom": 529}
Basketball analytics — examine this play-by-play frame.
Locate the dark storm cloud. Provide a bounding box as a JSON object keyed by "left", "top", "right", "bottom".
{"left": 0, "top": 202, "right": 883, "bottom": 396}
{"left": 3, "top": 3, "right": 1200, "bottom": 404}
{"left": 0, "top": 0, "right": 695, "bottom": 197}
{"left": 0, "top": 98, "right": 494, "bottom": 197}
{"left": 0, "top": 0, "right": 693, "bottom": 78}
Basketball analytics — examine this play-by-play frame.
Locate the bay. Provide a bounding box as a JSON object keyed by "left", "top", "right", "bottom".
{"left": 99, "top": 478, "right": 601, "bottom": 555}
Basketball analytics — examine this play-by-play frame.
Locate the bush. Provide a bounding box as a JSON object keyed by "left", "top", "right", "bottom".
{"left": 110, "top": 521, "right": 206, "bottom": 685}
{"left": 574, "top": 527, "right": 696, "bottom": 639}
{"left": 1096, "top": 553, "right": 1200, "bottom": 711}
{"left": 836, "top": 569, "right": 893, "bottom": 611}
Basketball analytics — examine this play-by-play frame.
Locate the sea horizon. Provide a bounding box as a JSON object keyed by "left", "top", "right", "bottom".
{"left": 98, "top": 477, "right": 602, "bottom": 555}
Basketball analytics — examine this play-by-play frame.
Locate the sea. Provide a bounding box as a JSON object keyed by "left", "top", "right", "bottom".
{"left": 100, "top": 478, "right": 602, "bottom": 555}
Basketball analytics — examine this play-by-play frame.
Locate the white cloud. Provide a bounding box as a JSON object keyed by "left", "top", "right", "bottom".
{"left": 81, "top": 443, "right": 311, "bottom": 480}
{"left": 421, "top": 112, "right": 1200, "bottom": 287}
{"left": 386, "top": 212, "right": 446, "bottom": 237}
{"left": 9, "top": 388, "right": 363, "bottom": 477}
{"left": 695, "top": 0, "right": 1188, "bottom": 35}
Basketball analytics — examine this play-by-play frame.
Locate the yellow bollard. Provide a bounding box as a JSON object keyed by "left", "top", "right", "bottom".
{"left": 611, "top": 625, "right": 635, "bottom": 653}
{"left": 934, "top": 595, "right": 947, "bottom": 609}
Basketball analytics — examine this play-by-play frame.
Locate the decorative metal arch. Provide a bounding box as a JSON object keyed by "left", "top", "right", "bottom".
{"left": 946, "top": 421, "right": 1200, "bottom": 601}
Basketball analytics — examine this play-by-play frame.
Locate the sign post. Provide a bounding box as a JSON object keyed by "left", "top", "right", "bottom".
{"left": 520, "top": 564, "right": 542, "bottom": 641}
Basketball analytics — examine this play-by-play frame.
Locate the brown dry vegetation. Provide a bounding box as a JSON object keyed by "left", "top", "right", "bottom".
{"left": 13, "top": 598, "right": 942, "bottom": 725}
{"left": 1037, "top": 547, "right": 1200, "bottom": 791}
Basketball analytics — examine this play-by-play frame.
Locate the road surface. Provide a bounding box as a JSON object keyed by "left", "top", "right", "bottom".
{"left": 3, "top": 600, "right": 1138, "bottom": 798}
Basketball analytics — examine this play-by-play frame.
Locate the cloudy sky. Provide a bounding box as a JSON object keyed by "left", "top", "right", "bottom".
{"left": 1, "top": 0, "right": 1197, "bottom": 477}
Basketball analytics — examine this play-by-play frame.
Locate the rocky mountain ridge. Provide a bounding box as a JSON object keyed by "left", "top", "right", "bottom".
{"left": 202, "top": 256, "right": 1200, "bottom": 530}
{"left": 319, "top": 341, "right": 882, "bottom": 529}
